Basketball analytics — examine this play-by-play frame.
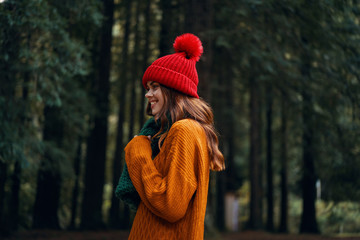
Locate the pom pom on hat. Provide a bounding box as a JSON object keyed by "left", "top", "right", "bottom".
{"left": 173, "top": 33, "right": 203, "bottom": 62}
{"left": 142, "top": 33, "right": 203, "bottom": 98}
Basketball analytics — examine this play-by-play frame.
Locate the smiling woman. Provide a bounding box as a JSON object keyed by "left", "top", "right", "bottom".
{"left": 145, "top": 81, "right": 165, "bottom": 118}
{"left": 116, "top": 33, "right": 224, "bottom": 240}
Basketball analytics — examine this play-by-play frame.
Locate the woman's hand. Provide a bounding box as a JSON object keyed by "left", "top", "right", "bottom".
{"left": 133, "top": 135, "right": 151, "bottom": 141}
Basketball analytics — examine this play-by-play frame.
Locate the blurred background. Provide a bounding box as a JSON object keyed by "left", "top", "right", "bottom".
{"left": 1, "top": 0, "right": 360, "bottom": 238}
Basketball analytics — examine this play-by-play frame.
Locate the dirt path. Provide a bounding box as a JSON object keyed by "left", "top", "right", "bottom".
{"left": 4, "top": 230, "right": 360, "bottom": 240}
{"left": 211, "top": 231, "right": 360, "bottom": 240}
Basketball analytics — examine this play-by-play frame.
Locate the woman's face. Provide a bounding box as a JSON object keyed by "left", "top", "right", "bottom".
{"left": 145, "top": 81, "right": 165, "bottom": 118}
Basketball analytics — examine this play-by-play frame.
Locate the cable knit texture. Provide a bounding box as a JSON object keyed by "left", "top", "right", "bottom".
{"left": 125, "top": 119, "right": 210, "bottom": 240}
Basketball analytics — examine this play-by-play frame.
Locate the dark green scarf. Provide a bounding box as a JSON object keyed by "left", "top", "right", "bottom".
{"left": 115, "top": 117, "right": 167, "bottom": 210}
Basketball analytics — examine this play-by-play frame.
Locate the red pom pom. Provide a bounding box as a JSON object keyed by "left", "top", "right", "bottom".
{"left": 173, "top": 33, "right": 203, "bottom": 62}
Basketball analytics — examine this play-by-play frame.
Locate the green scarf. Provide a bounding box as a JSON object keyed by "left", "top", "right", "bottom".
{"left": 115, "top": 117, "right": 165, "bottom": 210}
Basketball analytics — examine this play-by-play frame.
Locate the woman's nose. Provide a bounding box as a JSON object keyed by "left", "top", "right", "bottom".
{"left": 145, "top": 90, "right": 152, "bottom": 98}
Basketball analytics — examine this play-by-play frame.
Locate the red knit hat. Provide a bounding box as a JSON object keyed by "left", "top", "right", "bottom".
{"left": 142, "top": 33, "right": 203, "bottom": 98}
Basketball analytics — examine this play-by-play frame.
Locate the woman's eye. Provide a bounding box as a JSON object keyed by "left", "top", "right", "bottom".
{"left": 146, "top": 83, "right": 159, "bottom": 92}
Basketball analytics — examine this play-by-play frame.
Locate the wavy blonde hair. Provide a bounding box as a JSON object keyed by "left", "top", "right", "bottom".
{"left": 146, "top": 85, "right": 225, "bottom": 171}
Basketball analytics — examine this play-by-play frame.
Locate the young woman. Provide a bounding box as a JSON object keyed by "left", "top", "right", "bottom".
{"left": 116, "top": 33, "right": 225, "bottom": 240}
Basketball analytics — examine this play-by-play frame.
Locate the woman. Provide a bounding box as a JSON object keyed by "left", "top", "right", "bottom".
{"left": 117, "top": 33, "right": 225, "bottom": 240}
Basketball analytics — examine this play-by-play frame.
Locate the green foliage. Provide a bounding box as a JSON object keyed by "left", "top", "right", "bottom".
{"left": 238, "top": 184, "right": 360, "bottom": 234}
{"left": 210, "top": 0, "right": 360, "bottom": 233}
{"left": 0, "top": 0, "right": 103, "bottom": 231}
{"left": 1, "top": 0, "right": 91, "bottom": 162}
{"left": 318, "top": 201, "right": 360, "bottom": 234}
{"left": 215, "top": 0, "right": 360, "bottom": 202}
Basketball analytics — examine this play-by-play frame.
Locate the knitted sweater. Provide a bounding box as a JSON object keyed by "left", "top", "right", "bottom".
{"left": 125, "top": 119, "right": 210, "bottom": 240}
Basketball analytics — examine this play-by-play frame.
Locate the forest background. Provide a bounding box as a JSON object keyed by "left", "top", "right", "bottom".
{"left": 1, "top": 0, "right": 360, "bottom": 238}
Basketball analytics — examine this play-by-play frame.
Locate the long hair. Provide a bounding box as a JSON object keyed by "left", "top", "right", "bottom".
{"left": 146, "top": 85, "right": 225, "bottom": 171}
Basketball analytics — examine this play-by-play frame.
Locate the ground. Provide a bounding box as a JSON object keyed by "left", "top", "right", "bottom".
{"left": 3, "top": 230, "right": 360, "bottom": 240}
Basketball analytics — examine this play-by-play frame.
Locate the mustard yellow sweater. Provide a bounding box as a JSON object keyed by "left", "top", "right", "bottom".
{"left": 125, "top": 119, "right": 210, "bottom": 240}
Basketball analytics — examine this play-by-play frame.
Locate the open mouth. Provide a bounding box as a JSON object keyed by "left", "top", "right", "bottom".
{"left": 150, "top": 100, "right": 157, "bottom": 108}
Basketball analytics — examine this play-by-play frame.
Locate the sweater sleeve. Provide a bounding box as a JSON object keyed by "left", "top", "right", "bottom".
{"left": 125, "top": 121, "right": 201, "bottom": 223}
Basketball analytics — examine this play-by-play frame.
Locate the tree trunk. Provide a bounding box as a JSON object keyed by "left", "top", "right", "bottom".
{"left": 33, "top": 106, "right": 63, "bottom": 229}
{"left": 225, "top": 71, "right": 236, "bottom": 192}
{"left": 128, "top": 0, "right": 142, "bottom": 141}
{"left": 184, "top": 0, "right": 212, "bottom": 34}
{"left": 248, "top": 72, "right": 263, "bottom": 230}
{"left": 300, "top": 89, "right": 319, "bottom": 233}
{"left": 215, "top": 171, "right": 226, "bottom": 231}
{"left": 265, "top": 83, "right": 274, "bottom": 231}
{"left": 9, "top": 74, "right": 27, "bottom": 228}
{"left": 0, "top": 161, "right": 8, "bottom": 234}
{"left": 0, "top": 162, "right": 6, "bottom": 214}
{"left": 220, "top": 47, "right": 236, "bottom": 192}
{"left": 298, "top": 0, "right": 319, "bottom": 233}
{"left": 69, "top": 137, "right": 83, "bottom": 229}
{"left": 184, "top": 0, "right": 213, "bottom": 100}
{"left": 139, "top": 0, "right": 152, "bottom": 127}
{"left": 214, "top": 53, "right": 225, "bottom": 231}
{"left": 81, "top": 0, "right": 114, "bottom": 229}
{"left": 278, "top": 92, "right": 289, "bottom": 233}
{"left": 299, "top": 52, "right": 319, "bottom": 233}
{"left": 9, "top": 161, "right": 21, "bottom": 231}
{"left": 109, "top": 0, "right": 132, "bottom": 229}
{"left": 9, "top": 35, "right": 31, "bottom": 232}
{"left": 0, "top": 1, "right": 19, "bottom": 234}
{"left": 159, "top": 0, "right": 175, "bottom": 56}
{"left": 33, "top": 161, "right": 61, "bottom": 229}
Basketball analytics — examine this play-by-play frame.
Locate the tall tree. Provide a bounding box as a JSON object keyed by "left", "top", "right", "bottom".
{"left": 299, "top": 56, "right": 319, "bottom": 233}
{"left": 184, "top": 0, "right": 214, "bottom": 99}
{"left": 300, "top": 87, "right": 319, "bottom": 233}
{"left": 0, "top": 1, "right": 20, "bottom": 234}
{"left": 33, "top": 106, "right": 64, "bottom": 229}
{"left": 10, "top": 53, "right": 29, "bottom": 232}
{"left": 9, "top": 33, "right": 32, "bottom": 232}
{"left": 128, "top": 0, "right": 142, "bottom": 142}
{"left": 109, "top": 0, "right": 132, "bottom": 229}
{"left": 69, "top": 137, "right": 83, "bottom": 229}
{"left": 224, "top": 54, "right": 237, "bottom": 192}
{"left": 212, "top": 47, "right": 229, "bottom": 231}
{"left": 265, "top": 82, "right": 274, "bottom": 231}
{"left": 158, "top": 0, "right": 175, "bottom": 56}
{"left": 81, "top": 0, "right": 114, "bottom": 229}
{"left": 0, "top": 162, "right": 6, "bottom": 233}
{"left": 138, "top": 0, "right": 152, "bottom": 127}
{"left": 47, "top": 0, "right": 103, "bottom": 230}
{"left": 278, "top": 92, "right": 289, "bottom": 233}
{"left": 248, "top": 70, "right": 263, "bottom": 230}
{"left": 297, "top": 1, "right": 324, "bottom": 233}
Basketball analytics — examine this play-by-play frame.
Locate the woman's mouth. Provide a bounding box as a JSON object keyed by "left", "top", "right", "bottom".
{"left": 150, "top": 100, "right": 157, "bottom": 108}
